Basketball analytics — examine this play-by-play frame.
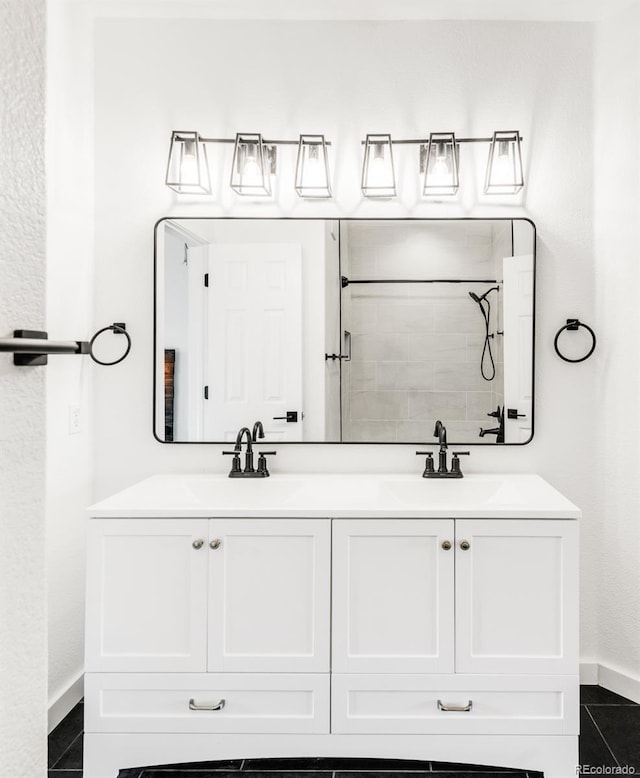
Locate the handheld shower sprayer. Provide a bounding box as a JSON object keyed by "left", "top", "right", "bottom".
{"left": 468, "top": 286, "right": 500, "bottom": 381}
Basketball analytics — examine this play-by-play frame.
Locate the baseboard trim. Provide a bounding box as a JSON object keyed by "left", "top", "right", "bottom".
{"left": 598, "top": 663, "right": 640, "bottom": 704}
{"left": 48, "top": 672, "right": 84, "bottom": 733}
{"left": 580, "top": 662, "right": 599, "bottom": 685}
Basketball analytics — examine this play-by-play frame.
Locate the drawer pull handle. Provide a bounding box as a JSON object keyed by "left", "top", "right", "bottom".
{"left": 189, "top": 697, "right": 225, "bottom": 712}
{"left": 437, "top": 699, "right": 473, "bottom": 712}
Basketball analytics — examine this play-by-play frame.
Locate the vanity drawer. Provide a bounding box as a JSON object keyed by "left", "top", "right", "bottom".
{"left": 331, "top": 674, "right": 579, "bottom": 735}
{"left": 85, "top": 672, "right": 329, "bottom": 734}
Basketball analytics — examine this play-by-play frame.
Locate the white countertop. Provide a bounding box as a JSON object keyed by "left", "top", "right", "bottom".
{"left": 88, "top": 472, "right": 581, "bottom": 519}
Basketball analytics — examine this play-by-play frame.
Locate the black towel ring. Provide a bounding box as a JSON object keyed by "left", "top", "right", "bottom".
{"left": 89, "top": 323, "right": 132, "bottom": 366}
{"left": 553, "top": 318, "right": 596, "bottom": 363}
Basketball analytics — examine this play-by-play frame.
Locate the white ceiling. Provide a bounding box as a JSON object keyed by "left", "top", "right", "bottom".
{"left": 91, "top": 0, "right": 639, "bottom": 22}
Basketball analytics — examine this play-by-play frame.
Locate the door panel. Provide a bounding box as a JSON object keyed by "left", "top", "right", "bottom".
{"left": 206, "top": 243, "right": 303, "bottom": 441}
{"left": 85, "top": 519, "right": 209, "bottom": 673}
{"left": 332, "top": 519, "right": 455, "bottom": 673}
{"left": 455, "top": 519, "right": 578, "bottom": 674}
{"left": 503, "top": 254, "right": 534, "bottom": 443}
{"left": 208, "top": 519, "right": 330, "bottom": 672}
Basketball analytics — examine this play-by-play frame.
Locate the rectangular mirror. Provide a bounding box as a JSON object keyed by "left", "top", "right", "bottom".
{"left": 154, "top": 218, "right": 535, "bottom": 444}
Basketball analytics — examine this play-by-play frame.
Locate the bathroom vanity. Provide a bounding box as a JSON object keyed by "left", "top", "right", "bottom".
{"left": 84, "top": 473, "right": 579, "bottom": 778}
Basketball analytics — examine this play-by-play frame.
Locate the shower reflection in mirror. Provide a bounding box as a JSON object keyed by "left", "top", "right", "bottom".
{"left": 155, "top": 218, "right": 534, "bottom": 445}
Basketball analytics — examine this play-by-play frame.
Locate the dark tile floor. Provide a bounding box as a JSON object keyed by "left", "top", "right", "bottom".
{"left": 48, "top": 686, "right": 640, "bottom": 778}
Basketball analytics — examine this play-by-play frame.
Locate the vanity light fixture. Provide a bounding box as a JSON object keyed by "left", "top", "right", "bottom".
{"left": 165, "top": 131, "right": 211, "bottom": 194}
{"left": 295, "top": 134, "right": 332, "bottom": 198}
{"left": 361, "top": 134, "right": 396, "bottom": 198}
{"left": 484, "top": 130, "right": 524, "bottom": 194}
{"left": 230, "top": 133, "right": 277, "bottom": 197}
{"left": 421, "top": 132, "right": 460, "bottom": 197}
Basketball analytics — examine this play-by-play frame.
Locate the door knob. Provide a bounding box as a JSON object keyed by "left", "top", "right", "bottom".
{"left": 192, "top": 539, "right": 204, "bottom": 550}
{"left": 459, "top": 540, "right": 471, "bottom": 551}
{"left": 272, "top": 411, "right": 299, "bottom": 422}
{"left": 441, "top": 540, "right": 452, "bottom": 551}
{"left": 210, "top": 538, "right": 221, "bottom": 550}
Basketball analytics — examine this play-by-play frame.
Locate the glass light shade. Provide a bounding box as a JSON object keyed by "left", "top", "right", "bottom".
{"left": 422, "top": 132, "right": 459, "bottom": 197}
{"left": 484, "top": 131, "right": 524, "bottom": 194}
{"left": 165, "top": 131, "right": 211, "bottom": 194}
{"left": 361, "top": 134, "right": 396, "bottom": 198}
{"left": 295, "top": 135, "right": 332, "bottom": 198}
{"left": 230, "top": 133, "right": 274, "bottom": 196}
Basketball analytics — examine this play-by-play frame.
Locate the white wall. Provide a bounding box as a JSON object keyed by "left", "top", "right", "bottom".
{"left": 0, "top": 1, "right": 48, "bottom": 774}
{"left": 594, "top": 2, "right": 640, "bottom": 694}
{"left": 92, "top": 17, "right": 599, "bottom": 662}
{"left": 45, "top": 0, "right": 95, "bottom": 728}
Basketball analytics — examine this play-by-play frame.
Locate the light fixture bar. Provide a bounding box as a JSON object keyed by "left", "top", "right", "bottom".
{"left": 173, "top": 134, "right": 332, "bottom": 147}
{"left": 360, "top": 135, "right": 523, "bottom": 145}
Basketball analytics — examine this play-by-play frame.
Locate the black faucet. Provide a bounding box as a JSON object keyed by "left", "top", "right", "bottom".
{"left": 415, "top": 419, "right": 470, "bottom": 478}
{"left": 252, "top": 420, "right": 265, "bottom": 442}
{"left": 434, "top": 420, "right": 448, "bottom": 473}
{"left": 223, "top": 424, "right": 276, "bottom": 478}
{"left": 235, "top": 427, "right": 255, "bottom": 472}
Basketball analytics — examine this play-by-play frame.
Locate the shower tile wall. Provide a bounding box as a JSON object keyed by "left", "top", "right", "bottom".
{"left": 342, "top": 221, "right": 509, "bottom": 442}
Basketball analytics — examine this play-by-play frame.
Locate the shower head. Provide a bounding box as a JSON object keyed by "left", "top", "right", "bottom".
{"left": 469, "top": 286, "right": 499, "bottom": 304}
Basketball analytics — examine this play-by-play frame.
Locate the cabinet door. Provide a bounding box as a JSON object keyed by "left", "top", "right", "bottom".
{"left": 455, "top": 519, "right": 579, "bottom": 674}
{"left": 85, "top": 519, "right": 209, "bottom": 672}
{"left": 208, "top": 519, "right": 330, "bottom": 672}
{"left": 332, "top": 519, "right": 455, "bottom": 673}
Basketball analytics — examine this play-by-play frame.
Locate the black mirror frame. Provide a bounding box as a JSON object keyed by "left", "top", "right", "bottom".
{"left": 153, "top": 216, "right": 536, "bottom": 446}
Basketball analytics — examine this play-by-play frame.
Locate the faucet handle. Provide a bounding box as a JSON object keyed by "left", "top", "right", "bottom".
{"left": 450, "top": 451, "right": 470, "bottom": 476}
{"left": 222, "top": 450, "right": 242, "bottom": 476}
{"left": 416, "top": 450, "right": 435, "bottom": 477}
{"left": 256, "top": 450, "right": 276, "bottom": 477}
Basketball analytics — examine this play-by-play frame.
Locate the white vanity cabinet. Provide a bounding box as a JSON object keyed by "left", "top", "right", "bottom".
{"left": 85, "top": 518, "right": 332, "bottom": 743}
{"left": 331, "top": 518, "right": 579, "bottom": 735}
{"left": 84, "top": 473, "right": 581, "bottom": 778}
{"left": 86, "top": 517, "right": 331, "bottom": 674}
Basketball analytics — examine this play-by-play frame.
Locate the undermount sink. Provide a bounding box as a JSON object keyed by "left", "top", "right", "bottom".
{"left": 379, "top": 477, "right": 525, "bottom": 507}
{"left": 182, "top": 475, "right": 305, "bottom": 505}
